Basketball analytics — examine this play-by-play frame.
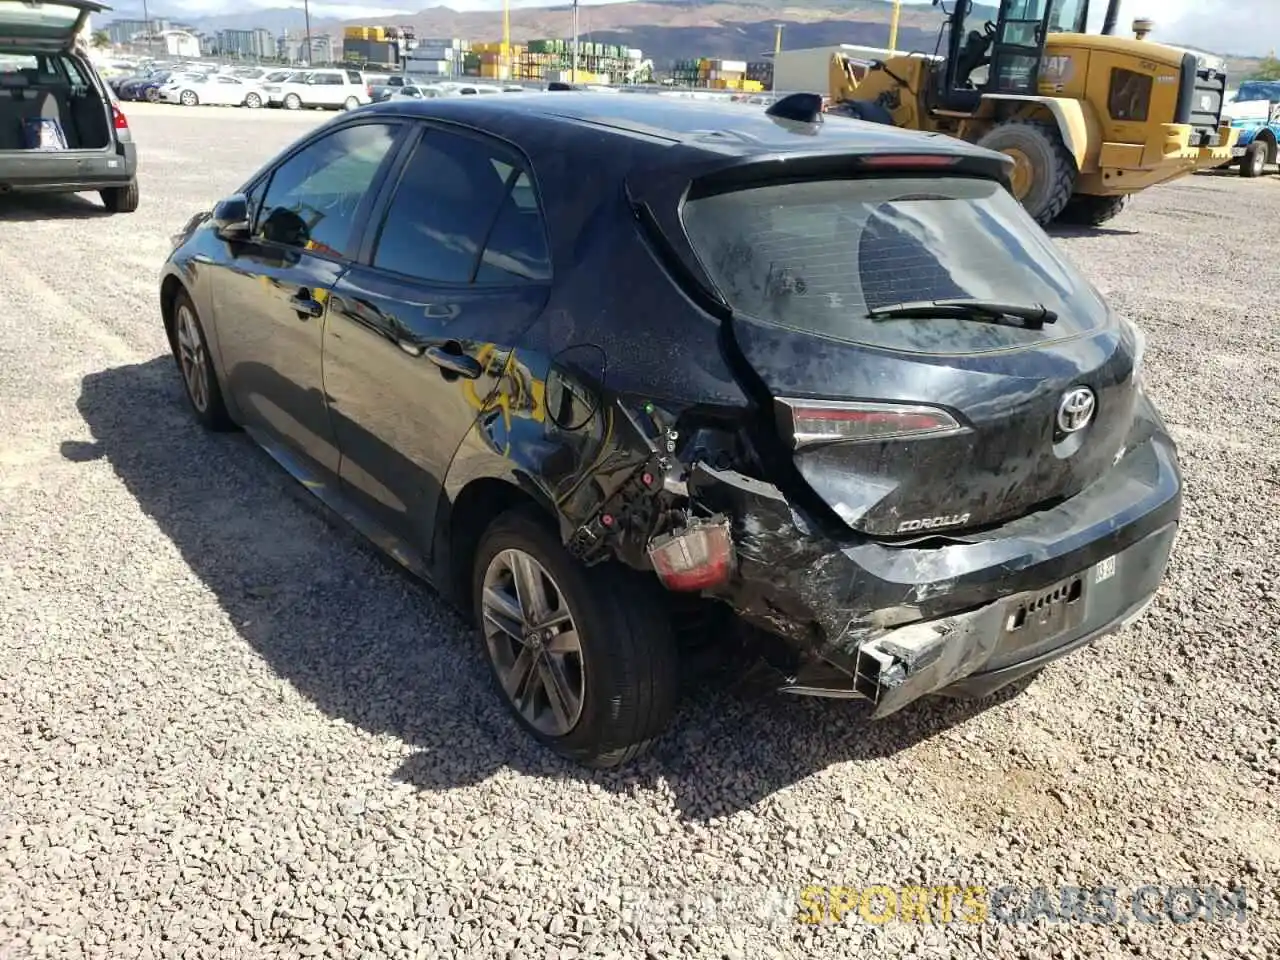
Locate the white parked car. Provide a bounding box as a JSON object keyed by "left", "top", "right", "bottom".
{"left": 162, "top": 74, "right": 267, "bottom": 108}
{"left": 155, "top": 72, "right": 209, "bottom": 104}
{"left": 264, "top": 67, "right": 371, "bottom": 111}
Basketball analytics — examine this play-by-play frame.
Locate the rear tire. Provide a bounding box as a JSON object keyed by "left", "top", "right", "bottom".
{"left": 244, "top": 92, "right": 262, "bottom": 109}
{"left": 1241, "top": 140, "right": 1267, "bottom": 178}
{"left": 145, "top": 87, "right": 159, "bottom": 103}
{"left": 283, "top": 93, "right": 301, "bottom": 110}
{"left": 169, "top": 290, "right": 234, "bottom": 432}
{"left": 1056, "top": 193, "right": 1130, "bottom": 226}
{"left": 343, "top": 95, "right": 360, "bottom": 110}
{"left": 100, "top": 178, "right": 139, "bottom": 213}
{"left": 472, "top": 505, "right": 680, "bottom": 769}
{"left": 976, "top": 120, "right": 1077, "bottom": 226}
{"left": 179, "top": 90, "right": 198, "bottom": 107}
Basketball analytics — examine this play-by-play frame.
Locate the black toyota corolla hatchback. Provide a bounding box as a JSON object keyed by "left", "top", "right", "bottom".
{"left": 159, "top": 92, "right": 1182, "bottom": 768}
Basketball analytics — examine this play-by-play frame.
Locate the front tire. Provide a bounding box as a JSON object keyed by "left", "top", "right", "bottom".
{"left": 179, "top": 90, "right": 198, "bottom": 107}
{"left": 343, "top": 95, "right": 360, "bottom": 110}
{"left": 169, "top": 291, "right": 234, "bottom": 432}
{"left": 1056, "top": 193, "right": 1130, "bottom": 226}
{"left": 1241, "top": 140, "right": 1267, "bottom": 178}
{"left": 976, "top": 119, "right": 1077, "bottom": 226}
{"left": 472, "top": 506, "right": 680, "bottom": 769}
{"left": 244, "top": 92, "right": 262, "bottom": 109}
{"left": 283, "top": 93, "right": 302, "bottom": 110}
{"left": 100, "top": 178, "right": 139, "bottom": 213}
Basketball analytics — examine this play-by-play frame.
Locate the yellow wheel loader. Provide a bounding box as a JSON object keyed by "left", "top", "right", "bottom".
{"left": 826, "top": 0, "right": 1239, "bottom": 226}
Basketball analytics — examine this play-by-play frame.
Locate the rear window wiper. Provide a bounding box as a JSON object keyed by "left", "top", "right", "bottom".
{"left": 867, "top": 299, "right": 1059, "bottom": 329}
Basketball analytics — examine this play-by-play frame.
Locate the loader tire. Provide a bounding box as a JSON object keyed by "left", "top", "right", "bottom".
{"left": 976, "top": 120, "right": 1077, "bottom": 226}
{"left": 1056, "top": 193, "right": 1130, "bottom": 227}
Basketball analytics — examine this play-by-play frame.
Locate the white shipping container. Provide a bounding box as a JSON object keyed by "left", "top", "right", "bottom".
{"left": 413, "top": 47, "right": 455, "bottom": 60}
{"left": 714, "top": 59, "right": 747, "bottom": 73}
{"left": 412, "top": 60, "right": 451, "bottom": 73}
{"left": 627, "top": 48, "right": 643, "bottom": 59}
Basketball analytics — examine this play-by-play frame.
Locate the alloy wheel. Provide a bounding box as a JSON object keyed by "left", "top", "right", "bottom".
{"left": 180, "top": 91, "right": 197, "bottom": 106}
{"left": 481, "top": 548, "right": 585, "bottom": 737}
{"left": 175, "top": 304, "right": 209, "bottom": 413}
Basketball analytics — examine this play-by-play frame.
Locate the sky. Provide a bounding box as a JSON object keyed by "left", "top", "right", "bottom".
{"left": 160, "top": 0, "right": 1277, "bottom": 57}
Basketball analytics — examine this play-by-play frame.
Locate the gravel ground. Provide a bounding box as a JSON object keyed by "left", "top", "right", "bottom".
{"left": 1, "top": 103, "right": 1277, "bottom": 959}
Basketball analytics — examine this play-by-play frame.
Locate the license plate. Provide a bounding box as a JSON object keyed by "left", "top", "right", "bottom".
{"left": 1003, "top": 574, "right": 1087, "bottom": 645}
{"left": 1094, "top": 554, "right": 1117, "bottom": 584}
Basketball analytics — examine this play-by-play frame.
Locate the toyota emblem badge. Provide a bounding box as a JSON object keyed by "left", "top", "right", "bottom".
{"left": 1057, "top": 387, "right": 1096, "bottom": 434}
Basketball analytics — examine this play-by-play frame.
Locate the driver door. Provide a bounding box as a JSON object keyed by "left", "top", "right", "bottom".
{"left": 988, "top": 0, "right": 1050, "bottom": 94}
{"left": 210, "top": 120, "right": 406, "bottom": 475}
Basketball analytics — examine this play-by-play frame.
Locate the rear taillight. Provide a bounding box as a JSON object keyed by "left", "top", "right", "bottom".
{"left": 112, "top": 104, "right": 128, "bottom": 129}
{"left": 647, "top": 518, "right": 735, "bottom": 592}
{"left": 777, "top": 398, "right": 965, "bottom": 449}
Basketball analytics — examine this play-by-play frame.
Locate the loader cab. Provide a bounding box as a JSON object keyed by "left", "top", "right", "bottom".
{"left": 934, "top": 0, "right": 1089, "bottom": 112}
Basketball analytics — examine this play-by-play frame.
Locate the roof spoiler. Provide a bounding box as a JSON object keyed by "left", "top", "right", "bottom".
{"left": 765, "top": 92, "right": 824, "bottom": 124}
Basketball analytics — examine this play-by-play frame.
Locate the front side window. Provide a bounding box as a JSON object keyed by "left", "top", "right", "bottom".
{"left": 681, "top": 175, "right": 1109, "bottom": 356}
{"left": 255, "top": 122, "right": 399, "bottom": 257}
{"left": 371, "top": 130, "right": 551, "bottom": 284}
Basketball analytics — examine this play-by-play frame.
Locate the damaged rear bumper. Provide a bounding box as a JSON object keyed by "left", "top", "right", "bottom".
{"left": 686, "top": 429, "right": 1182, "bottom": 717}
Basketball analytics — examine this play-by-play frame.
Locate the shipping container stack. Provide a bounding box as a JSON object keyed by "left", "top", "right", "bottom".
{"left": 746, "top": 60, "right": 773, "bottom": 90}
{"left": 665, "top": 57, "right": 767, "bottom": 91}
{"left": 471, "top": 41, "right": 522, "bottom": 80}
{"left": 406, "top": 36, "right": 469, "bottom": 79}
{"left": 457, "top": 39, "right": 645, "bottom": 85}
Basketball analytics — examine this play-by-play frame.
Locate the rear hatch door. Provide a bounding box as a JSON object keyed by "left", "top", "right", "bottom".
{"left": 0, "top": 1, "right": 107, "bottom": 50}
{"left": 676, "top": 171, "right": 1142, "bottom": 538}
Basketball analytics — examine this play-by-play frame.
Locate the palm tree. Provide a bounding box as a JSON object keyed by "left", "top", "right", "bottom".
{"left": 91, "top": 29, "right": 110, "bottom": 50}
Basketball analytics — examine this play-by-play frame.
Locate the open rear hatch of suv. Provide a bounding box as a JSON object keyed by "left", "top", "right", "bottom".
{"left": 0, "top": 0, "right": 114, "bottom": 152}
{"left": 671, "top": 162, "right": 1143, "bottom": 540}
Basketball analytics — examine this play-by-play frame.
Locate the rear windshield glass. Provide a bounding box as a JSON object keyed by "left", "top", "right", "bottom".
{"left": 681, "top": 176, "right": 1110, "bottom": 355}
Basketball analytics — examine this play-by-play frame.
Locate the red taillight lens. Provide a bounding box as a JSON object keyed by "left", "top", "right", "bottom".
{"left": 112, "top": 104, "right": 128, "bottom": 129}
{"left": 859, "top": 154, "right": 958, "bottom": 168}
{"left": 647, "top": 518, "right": 735, "bottom": 592}
{"left": 777, "top": 398, "right": 964, "bottom": 448}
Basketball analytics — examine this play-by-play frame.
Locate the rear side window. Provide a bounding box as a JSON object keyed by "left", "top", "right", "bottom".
{"left": 681, "top": 176, "right": 1109, "bottom": 355}
{"left": 371, "top": 130, "right": 550, "bottom": 284}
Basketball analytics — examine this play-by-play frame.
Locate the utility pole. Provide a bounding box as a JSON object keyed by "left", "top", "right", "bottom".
{"left": 571, "top": 0, "right": 579, "bottom": 84}
{"left": 302, "top": 0, "right": 313, "bottom": 66}
{"left": 141, "top": 0, "right": 154, "bottom": 58}
{"left": 774, "top": 24, "right": 783, "bottom": 56}
{"left": 888, "top": 0, "right": 901, "bottom": 52}
{"left": 502, "top": 0, "right": 510, "bottom": 78}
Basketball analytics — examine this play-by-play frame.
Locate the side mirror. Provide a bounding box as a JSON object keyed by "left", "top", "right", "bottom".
{"left": 211, "top": 194, "right": 250, "bottom": 240}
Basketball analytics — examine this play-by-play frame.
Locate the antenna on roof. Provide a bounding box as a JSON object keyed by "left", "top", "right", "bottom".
{"left": 765, "top": 91, "right": 824, "bottom": 124}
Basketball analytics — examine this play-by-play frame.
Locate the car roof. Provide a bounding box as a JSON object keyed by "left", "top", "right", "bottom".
{"left": 361, "top": 91, "right": 992, "bottom": 165}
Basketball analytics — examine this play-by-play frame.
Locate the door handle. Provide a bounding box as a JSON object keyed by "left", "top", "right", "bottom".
{"left": 425, "top": 343, "right": 482, "bottom": 380}
{"left": 289, "top": 289, "right": 324, "bottom": 319}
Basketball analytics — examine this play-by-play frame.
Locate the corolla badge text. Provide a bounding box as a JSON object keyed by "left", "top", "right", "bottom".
{"left": 897, "top": 513, "right": 972, "bottom": 533}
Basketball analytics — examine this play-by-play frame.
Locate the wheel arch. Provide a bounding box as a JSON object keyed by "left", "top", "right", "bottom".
{"left": 981, "top": 94, "right": 1097, "bottom": 172}
{"left": 433, "top": 466, "right": 561, "bottom": 615}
